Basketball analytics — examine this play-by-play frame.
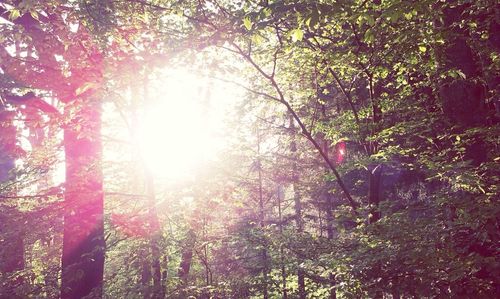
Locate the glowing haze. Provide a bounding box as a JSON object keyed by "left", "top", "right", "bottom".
{"left": 137, "top": 68, "right": 237, "bottom": 180}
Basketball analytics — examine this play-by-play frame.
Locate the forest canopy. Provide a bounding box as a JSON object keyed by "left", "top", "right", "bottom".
{"left": 0, "top": 0, "right": 499, "bottom": 298}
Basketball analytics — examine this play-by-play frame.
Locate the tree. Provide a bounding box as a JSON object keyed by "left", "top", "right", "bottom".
{"left": 1, "top": 0, "right": 498, "bottom": 298}
{"left": 1, "top": 2, "right": 106, "bottom": 298}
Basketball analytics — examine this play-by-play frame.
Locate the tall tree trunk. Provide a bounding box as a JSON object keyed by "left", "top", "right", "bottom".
{"left": 130, "top": 71, "right": 164, "bottom": 299}
{"left": 368, "top": 72, "right": 384, "bottom": 299}
{"left": 0, "top": 208, "right": 25, "bottom": 299}
{"left": 438, "top": 2, "right": 486, "bottom": 130}
{"left": 258, "top": 168, "right": 269, "bottom": 299}
{"left": 141, "top": 247, "right": 152, "bottom": 299}
{"left": 290, "top": 117, "right": 306, "bottom": 299}
{"left": 277, "top": 185, "right": 288, "bottom": 299}
{"left": 178, "top": 229, "right": 196, "bottom": 285}
{"left": 368, "top": 165, "right": 382, "bottom": 224}
{"left": 256, "top": 131, "right": 269, "bottom": 299}
{"left": 178, "top": 228, "right": 196, "bottom": 299}
{"left": 325, "top": 190, "right": 337, "bottom": 299}
{"left": 294, "top": 181, "right": 306, "bottom": 299}
{"left": 320, "top": 133, "right": 338, "bottom": 299}
{"left": 61, "top": 98, "right": 105, "bottom": 299}
{"left": 160, "top": 255, "right": 168, "bottom": 297}
{"left": 0, "top": 60, "right": 25, "bottom": 299}
{"left": 143, "top": 75, "right": 163, "bottom": 299}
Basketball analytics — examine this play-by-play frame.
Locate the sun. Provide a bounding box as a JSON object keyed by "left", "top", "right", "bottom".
{"left": 136, "top": 68, "right": 233, "bottom": 180}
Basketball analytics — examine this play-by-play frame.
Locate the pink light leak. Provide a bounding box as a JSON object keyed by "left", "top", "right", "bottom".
{"left": 335, "top": 141, "right": 346, "bottom": 164}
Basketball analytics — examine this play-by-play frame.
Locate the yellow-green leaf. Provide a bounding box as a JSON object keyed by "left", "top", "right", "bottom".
{"left": 291, "top": 29, "right": 303, "bottom": 42}
{"left": 243, "top": 17, "right": 252, "bottom": 31}
{"left": 9, "top": 9, "right": 21, "bottom": 20}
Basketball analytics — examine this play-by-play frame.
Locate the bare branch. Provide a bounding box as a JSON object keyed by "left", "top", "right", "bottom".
{"left": 228, "top": 43, "right": 359, "bottom": 213}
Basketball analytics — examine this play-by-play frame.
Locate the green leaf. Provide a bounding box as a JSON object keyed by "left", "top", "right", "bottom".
{"left": 388, "top": 11, "right": 400, "bottom": 23}
{"left": 243, "top": 17, "right": 252, "bottom": 31}
{"left": 366, "top": 15, "right": 375, "bottom": 26}
{"left": 364, "top": 29, "right": 374, "bottom": 43}
{"left": 291, "top": 29, "right": 304, "bottom": 42}
{"left": 251, "top": 34, "right": 263, "bottom": 45}
{"left": 418, "top": 45, "right": 427, "bottom": 53}
{"left": 9, "top": 9, "right": 21, "bottom": 20}
{"left": 262, "top": 8, "right": 271, "bottom": 17}
{"left": 379, "top": 68, "right": 389, "bottom": 79}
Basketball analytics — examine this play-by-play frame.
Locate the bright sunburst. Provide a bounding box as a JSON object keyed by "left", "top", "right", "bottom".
{"left": 137, "top": 68, "right": 234, "bottom": 180}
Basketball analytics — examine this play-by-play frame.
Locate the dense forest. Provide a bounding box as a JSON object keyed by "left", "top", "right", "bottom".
{"left": 0, "top": 0, "right": 499, "bottom": 298}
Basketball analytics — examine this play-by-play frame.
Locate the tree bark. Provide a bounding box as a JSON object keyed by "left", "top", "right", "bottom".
{"left": 61, "top": 98, "right": 105, "bottom": 299}
{"left": 0, "top": 57, "right": 25, "bottom": 299}
{"left": 258, "top": 161, "right": 270, "bottom": 299}
{"left": 277, "top": 185, "right": 288, "bottom": 299}
{"left": 141, "top": 247, "right": 152, "bottom": 299}
{"left": 143, "top": 76, "right": 163, "bottom": 299}
{"left": 290, "top": 117, "right": 306, "bottom": 299}
{"left": 438, "top": 2, "right": 486, "bottom": 130}
{"left": 368, "top": 165, "right": 382, "bottom": 224}
{"left": 295, "top": 181, "right": 306, "bottom": 299}
{"left": 0, "top": 108, "right": 25, "bottom": 287}
{"left": 325, "top": 191, "right": 337, "bottom": 299}
{"left": 255, "top": 130, "right": 270, "bottom": 299}
{"left": 178, "top": 229, "right": 196, "bottom": 285}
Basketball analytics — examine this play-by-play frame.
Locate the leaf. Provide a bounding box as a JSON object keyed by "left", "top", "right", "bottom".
{"left": 381, "top": 69, "right": 389, "bottom": 79}
{"left": 9, "top": 9, "right": 21, "bottom": 20}
{"left": 364, "top": 29, "right": 374, "bottom": 43}
{"left": 243, "top": 17, "right": 252, "bottom": 31}
{"left": 262, "top": 7, "right": 271, "bottom": 17}
{"left": 30, "top": 10, "right": 39, "bottom": 21}
{"left": 418, "top": 45, "right": 427, "bottom": 53}
{"left": 389, "top": 11, "right": 400, "bottom": 23}
{"left": 291, "top": 29, "right": 304, "bottom": 42}
{"left": 251, "top": 34, "right": 263, "bottom": 45}
{"left": 366, "top": 15, "right": 375, "bottom": 26}
{"left": 75, "top": 82, "right": 97, "bottom": 96}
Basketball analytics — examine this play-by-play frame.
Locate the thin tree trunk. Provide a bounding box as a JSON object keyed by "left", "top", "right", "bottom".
{"left": 161, "top": 255, "right": 168, "bottom": 298}
{"left": 277, "top": 185, "right": 288, "bottom": 299}
{"left": 256, "top": 131, "right": 269, "bottom": 299}
{"left": 290, "top": 116, "right": 306, "bottom": 299}
{"left": 178, "top": 229, "right": 196, "bottom": 285}
{"left": 129, "top": 72, "right": 165, "bottom": 299}
{"left": 295, "top": 181, "right": 306, "bottom": 299}
{"left": 325, "top": 191, "right": 337, "bottom": 299}
{"left": 367, "top": 70, "right": 384, "bottom": 299}
{"left": 143, "top": 77, "right": 163, "bottom": 299}
{"left": 368, "top": 165, "right": 382, "bottom": 224}
{"left": 178, "top": 228, "right": 196, "bottom": 299}
{"left": 61, "top": 98, "right": 105, "bottom": 299}
{"left": 141, "top": 70, "right": 164, "bottom": 299}
{"left": 293, "top": 183, "right": 306, "bottom": 299}
{"left": 0, "top": 208, "right": 24, "bottom": 299}
{"left": 141, "top": 247, "right": 152, "bottom": 299}
{"left": 0, "top": 55, "right": 25, "bottom": 299}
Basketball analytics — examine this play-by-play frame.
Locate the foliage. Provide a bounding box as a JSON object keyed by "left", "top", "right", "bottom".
{"left": 0, "top": 0, "right": 498, "bottom": 298}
